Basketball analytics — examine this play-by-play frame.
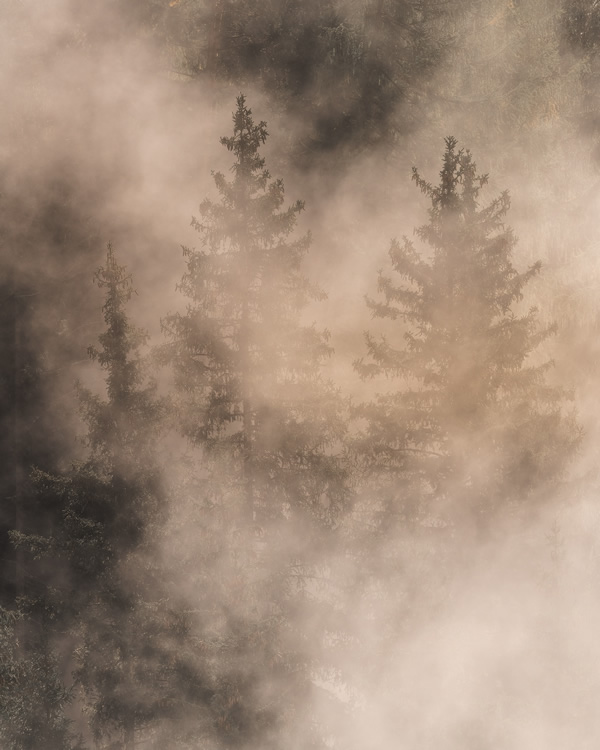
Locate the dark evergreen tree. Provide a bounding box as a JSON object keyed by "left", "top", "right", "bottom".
{"left": 161, "top": 94, "right": 347, "bottom": 748}
{"left": 15, "top": 247, "right": 210, "bottom": 749}
{"left": 355, "top": 137, "right": 580, "bottom": 533}
{"left": 163, "top": 94, "right": 345, "bottom": 530}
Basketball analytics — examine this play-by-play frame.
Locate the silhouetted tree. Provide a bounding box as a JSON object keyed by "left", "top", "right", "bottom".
{"left": 163, "top": 94, "right": 345, "bottom": 530}
{"left": 162, "top": 94, "right": 347, "bottom": 748}
{"left": 356, "top": 137, "right": 580, "bottom": 534}
{"left": 15, "top": 247, "right": 209, "bottom": 749}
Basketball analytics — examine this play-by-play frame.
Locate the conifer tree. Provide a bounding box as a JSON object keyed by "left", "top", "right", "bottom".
{"left": 163, "top": 94, "right": 345, "bottom": 530}
{"left": 162, "top": 95, "right": 347, "bottom": 748}
{"left": 356, "top": 137, "right": 579, "bottom": 533}
{"left": 69, "top": 246, "right": 168, "bottom": 748}
{"left": 16, "top": 247, "right": 208, "bottom": 749}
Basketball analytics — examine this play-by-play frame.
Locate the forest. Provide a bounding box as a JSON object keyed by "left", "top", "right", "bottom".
{"left": 1, "top": 0, "right": 600, "bottom": 748}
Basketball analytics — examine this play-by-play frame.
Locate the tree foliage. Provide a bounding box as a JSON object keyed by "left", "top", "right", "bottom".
{"left": 163, "top": 94, "right": 345, "bottom": 529}
{"left": 0, "top": 608, "right": 79, "bottom": 750}
{"left": 356, "top": 137, "right": 580, "bottom": 532}
{"left": 14, "top": 247, "right": 208, "bottom": 749}
{"left": 162, "top": 94, "right": 347, "bottom": 748}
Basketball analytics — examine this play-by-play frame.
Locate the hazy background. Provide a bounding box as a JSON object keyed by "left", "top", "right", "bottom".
{"left": 2, "top": 0, "right": 600, "bottom": 748}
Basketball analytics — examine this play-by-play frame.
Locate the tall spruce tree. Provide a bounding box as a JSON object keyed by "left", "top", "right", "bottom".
{"left": 68, "top": 246, "right": 168, "bottom": 748}
{"left": 355, "top": 137, "right": 579, "bottom": 533}
{"left": 16, "top": 247, "right": 209, "bottom": 749}
{"left": 162, "top": 95, "right": 347, "bottom": 748}
{"left": 163, "top": 94, "right": 345, "bottom": 530}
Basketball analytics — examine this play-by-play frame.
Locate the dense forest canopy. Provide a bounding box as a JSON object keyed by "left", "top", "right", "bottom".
{"left": 1, "top": 1, "right": 600, "bottom": 748}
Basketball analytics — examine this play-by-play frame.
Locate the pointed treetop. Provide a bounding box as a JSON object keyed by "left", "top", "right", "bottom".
{"left": 93, "top": 242, "right": 134, "bottom": 306}
{"left": 412, "top": 136, "right": 490, "bottom": 218}
{"left": 220, "top": 94, "right": 269, "bottom": 185}
{"left": 87, "top": 244, "right": 148, "bottom": 407}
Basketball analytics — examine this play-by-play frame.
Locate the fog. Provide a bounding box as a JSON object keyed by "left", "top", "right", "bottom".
{"left": 2, "top": 1, "right": 600, "bottom": 748}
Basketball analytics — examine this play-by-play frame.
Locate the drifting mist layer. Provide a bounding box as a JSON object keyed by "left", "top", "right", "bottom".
{"left": 2, "top": 1, "right": 600, "bottom": 748}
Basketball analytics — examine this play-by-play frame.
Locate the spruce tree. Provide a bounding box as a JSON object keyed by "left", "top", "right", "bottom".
{"left": 16, "top": 247, "right": 207, "bottom": 749}
{"left": 163, "top": 94, "right": 345, "bottom": 530}
{"left": 355, "top": 137, "right": 579, "bottom": 533}
{"left": 162, "top": 95, "right": 347, "bottom": 748}
{"left": 69, "top": 246, "right": 168, "bottom": 748}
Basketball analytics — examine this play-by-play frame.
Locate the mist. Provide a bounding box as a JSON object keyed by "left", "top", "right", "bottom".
{"left": 2, "top": 1, "right": 600, "bottom": 748}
